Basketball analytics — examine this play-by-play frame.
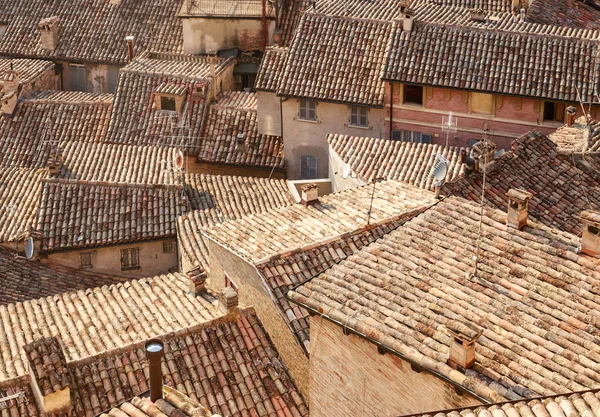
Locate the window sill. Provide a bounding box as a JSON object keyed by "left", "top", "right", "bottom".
{"left": 400, "top": 102, "right": 424, "bottom": 108}
{"left": 294, "top": 117, "right": 321, "bottom": 124}
{"left": 541, "top": 120, "right": 564, "bottom": 127}
{"left": 121, "top": 266, "right": 141, "bottom": 271}
{"left": 348, "top": 124, "right": 372, "bottom": 130}
{"left": 79, "top": 265, "right": 93, "bottom": 269}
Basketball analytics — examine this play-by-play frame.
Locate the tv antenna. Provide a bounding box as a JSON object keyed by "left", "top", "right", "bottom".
{"left": 366, "top": 177, "right": 385, "bottom": 226}
{"left": 442, "top": 112, "right": 458, "bottom": 147}
{"left": 25, "top": 237, "right": 35, "bottom": 260}
{"left": 431, "top": 153, "right": 448, "bottom": 198}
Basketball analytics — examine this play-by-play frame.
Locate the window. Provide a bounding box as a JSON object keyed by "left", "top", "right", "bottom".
{"left": 470, "top": 92, "right": 494, "bottom": 114}
{"left": 69, "top": 64, "right": 86, "bottom": 92}
{"left": 403, "top": 85, "right": 423, "bottom": 105}
{"left": 225, "top": 273, "right": 239, "bottom": 293}
{"left": 300, "top": 155, "right": 318, "bottom": 179}
{"left": 108, "top": 66, "right": 119, "bottom": 93}
{"left": 589, "top": 225, "right": 599, "bottom": 236}
{"left": 349, "top": 106, "right": 368, "bottom": 127}
{"left": 163, "top": 240, "right": 174, "bottom": 253}
{"left": 391, "top": 130, "right": 431, "bottom": 144}
{"left": 120, "top": 247, "right": 140, "bottom": 271}
{"left": 80, "top": 252, "right": 92, "bottom": 268}
{"left": 160, "top": 96, "right": 176, "bottom": 111}
{"left": 299, "top": 99, "right": 317, "bottom": 121}
{"left": 543, "top": 101, "right": 565, "bottom": 122}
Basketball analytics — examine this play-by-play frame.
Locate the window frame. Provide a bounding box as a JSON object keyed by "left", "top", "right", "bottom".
{"left": 300, "top": 155, "right": 318, "bottom": 180}
{"left": 69, "top": 64, "right": 87, "bottom": 92}
{"left": 108, "top": 66, "right": 119, "bottom": 94}
{"left": 224, "top": 273, "right": 239, "bottom": 293}
{"left": 160, "top": 96, "right": 176, "bottom": 112}
{"left": 298, "top": 98, "right": 317, "bottom": 121}
{"left": 391, "top": 130, "right": 432, "bottom": 144}
{"left": 163, "top": 240, "right": 174, "bottom": 253}
{"left": 80, "top": 252, "right": 93, "bottom": 268}
{"left": 120, "top": 247, "right": 140, "bottom": 271}
{"left": 349, "top": 105, "right": 369, "bottom": 127}
{"left": 403, "top": 84, "right": 424, "bottom": 106}
{"left": 543, "top": 101, "right": 565, "bottom": 123}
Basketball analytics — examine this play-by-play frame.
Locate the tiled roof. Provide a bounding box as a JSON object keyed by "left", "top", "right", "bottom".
{"left": 0, "top": 272, "right": 220, "bottom": 383}
{"left": 255, "top": 47, "right": 288, "bottom": 92}
{"left": 0, "top": 247, "right": 130, "bottom": 305}
{"left": 0, "top": 58, "right": 54, "bottom": 85}
{"left": 288, "top": 196, "right": 600, "bottom": 402}
{"left": 420, "top": 389, "right": 600, "bottom": 417}
{"left": 178, "top": 173, "right": 294, "bottom": 272}
{"left": 59, "top": 141, "right": 183, "bottom": 185}
{"left": 528, "top": 0, "right": 600, "bottom": 29}
{"left": 0, "top": 309, "right": 308, "bottom": 417}
{"left": 0, "top": 0, "right": 184, "bottom": 64}
{"left": 549, "top": 117, "right": 600, "bottom": 153}
{"left": 106, "top": 52, "right": 232, "bottom": 148}
{"left": 329, "top": 134, "right": 464, "bottom": 189}
{"left": 259, "top": 220, "right": 404, "bottom": 354}
{"left": 278, "top": 0, "right": 311, "bottom": 46}
{"left": 179, "top": 0, "right": 275, "bottom": 17}
{"left": 0, "top": 91, "right": 113, "bottom": 169}
{"left": 23, "top": 336, "right": 70, "bottom": 396}
{"left": 277, "top": 12, "right": 391, "bottom": 107}
{"left": 442, "top": 131, "right": 600, "bottom": 236}
{"left": 202, "top": 180, "right": 437, "bottom": 265}
{"left": 198, "top": 92, "right": 285, "bottom": 169}
{"left": 0, "top": 167, "right": 47, "bottom": 243}
{"left": 382, "top": 9, "right": 600, "bottom": 102}
{"left": 36, "top": 180, "right": 186, "bottom": 252}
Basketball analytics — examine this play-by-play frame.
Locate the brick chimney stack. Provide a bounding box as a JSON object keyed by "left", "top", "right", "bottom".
{"left": 2, "top": 92, "right": 18, "bottom": 116}
{"left": 579, "top": 210, "right": 600, "bottom": 257}
{"left": 38, "top": 16, "right": 60, "bottom": 52}
{"left": 506, "top": 189, "right": 533, "bottom": 230}
{"left": 218, "top": 287, "right": 238, "bottom": 314}
{"left": 187, "top": 266, "right": 207, "bottom": 295}
{"left": 566, "top": 106, "right": 577, "bottom": 127}
{"left": 446, "top": 321, "right": 482, "bottom": 371}
{"left": 3, "top": 70, "right": 19, "bottom": 94}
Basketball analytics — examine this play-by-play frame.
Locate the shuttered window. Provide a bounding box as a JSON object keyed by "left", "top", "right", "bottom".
{"left": 69, "top": 64, "right": 86, "bottom": 92}
{"left": 300, "top": 155, "right": 318, "bottom": 179}
{"left": 120, "top": 248, "right": 140, "bottom": 271}
{"left": 349, "top": 106, "right": 368, "bottom": 127}
{"left": 108, "top": 66, "right": 119, "bottom": 93}
{"left": 299, "top": 99, "right": 317, "bottom": 121}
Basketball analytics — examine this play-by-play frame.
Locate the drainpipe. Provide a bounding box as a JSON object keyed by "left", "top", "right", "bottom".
{"left": 262, "top": 0, "right": 268, "bottom": 51}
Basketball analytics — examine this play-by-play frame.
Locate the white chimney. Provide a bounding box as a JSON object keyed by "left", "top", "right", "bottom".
{"left": 579, "top": 210, "right": 600, "bottom": 257}
{"left": 446, "top": 321, "right": 482, "bottom": 370}
{"left": 506, "top": 189, "right": 533, "bottom": 230}
{"left": 24, "top": 337, "right": 72, "bottom": 414}
{"left": 301, "top": 183, "right": 319, "bottom": 205}
{"left": 38, "top": 16, "right": 60, "bottom": 52}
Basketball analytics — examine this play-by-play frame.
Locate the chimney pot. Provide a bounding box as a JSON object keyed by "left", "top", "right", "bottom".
{"left": 188, "top": 267, "right": 207, "bottom": 295}
{"left": 579, "top": 210, "right": 600, "bottom": 257}
{"left": 506, "top": 188, "right": 533, "bottom": 230}
{"left": 47, "top": 147, "right": 64, "bottom": 176}
{"left": 38, "top": 16, "right": 60, "bottom": 52}
{"left": 301, "top": 183, "right": 319, "bottom": 205}
{"left": 566, "top": 106, "right": 577, "bottom": 127}
{"left": 145, "top": 339, "right": 165, "bottom": 402}
{"left": 470, "top": 8, "right": 486, "bottom": 22}
{"left": 125, "top": 35, "right": 135, "bottom": 62}
{"left": 446, "top": 321, "right": 482, "bottom": 371}
{"left": 219, "top": 287, "right": 238, "bottom": 314}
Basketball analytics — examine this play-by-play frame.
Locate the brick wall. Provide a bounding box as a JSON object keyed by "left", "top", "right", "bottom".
{"left": 309, "top": 316, "right": 482, "bottom": 417}
{"left": 206, "top": 239, "right": 309, "bottom": 397}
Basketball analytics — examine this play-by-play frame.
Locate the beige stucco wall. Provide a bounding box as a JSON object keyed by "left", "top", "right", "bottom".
{"left": 257, "top": 91, "right": 281, "bottom": 136}
{"left": 282, "top": 99, "right": 386, "bottom": 180}
{"left": 206, "top": 239, "right": 309, "bottom": 397}
{"left": 309, "top": 316, "right": 482, "bottom": 417}
{"left": 182, "top": 18, "right": 275, "bottom": 54}
{"left": 328, "top": 145, "right": 366, "bottom": 193}
{"left": 46, "top": 239, "right": 178, "bottom": 278}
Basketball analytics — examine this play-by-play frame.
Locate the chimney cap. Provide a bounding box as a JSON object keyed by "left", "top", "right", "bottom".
{"left": 446, "top": 320, "right": 483, "bottom": 343}
{"left": 38, "top": 16, "right": 59, "bottom": 28}
{"left": 506, "top": 188, "right": 532, "bottom": 203}
{"left": 301, "top": 183, "right": 319, "bottom": 192}
{"left": 567, "top": 105, "right": 577, "bottom": 115}
{"left": 125, "top": 35, "right": 135, "bottom": 41}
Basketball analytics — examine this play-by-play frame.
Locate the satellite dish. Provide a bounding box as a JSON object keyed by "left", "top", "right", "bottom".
{"left": 175, "top": 150, "right": 184, "bottom": 170}
{"left": 432, "top": 154, "right": 449, "bottom": 184}
{"left": 342, "top": 164, "right": 351, "bottom": 179}
{"left": 25, "top": 237, "right": 34, "bottom": 260}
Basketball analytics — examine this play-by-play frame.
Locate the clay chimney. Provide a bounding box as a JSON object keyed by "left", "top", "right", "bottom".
{"left": 38, "top": 16, "right": 60, "bottom": 52}
{"left": 145, "top": 339, "right": 165, "bottom": 402}
{"left": 470, "top": 140, "right": 496, "bottom": 173}
{"left": 301, "top": 183, "right": 319, "bottom": 205}
{"left": 566, "top": 106, "right": 577, "bottom": 127}
{"left": 272, "top": 29, "right": 282, "bottom": 46}
{"left": 470, "top": 8, "right": 486, "bottom": 22}
{"left": 187, "top": 266, "right": 207, "bottom": 295}
{"left": 218, "top": 287, "right": 239, "bottom": 314}
{"left": 446, "top": 321, "right": 482, "bottom": 371}
{"left": 506, "top": 189, "right": 533, "bottom": 230}
{"left": 579, "top": 210, "right": 600, "bottom": 257}
{"left": 3, "top": 69, "right": 19, "bottom": 94}
{"left": 47, "top": 147, "right": 64, "bottom": 176}
{"left": 125, "top": 35, "right": 135, "bottom": 62}
{"left": 2, "top": 91, "right": 18, "bottom": 116}
{"left": 24, "top": 337, "right": 72, "bottom": 414}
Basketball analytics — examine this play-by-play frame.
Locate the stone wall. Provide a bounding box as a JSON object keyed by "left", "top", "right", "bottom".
{"left": 308, "top": 316, "right": 482, "bottom": 417}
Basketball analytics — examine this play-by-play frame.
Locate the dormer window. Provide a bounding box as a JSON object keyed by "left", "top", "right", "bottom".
{"left": 589, "top": 225, "right": 599, "bottom": 236}
{"left": 154, "top": 82, "right": 187, "bottom": 112}
{"left": 160, "top": 96, "right": 176, "bottom": 111}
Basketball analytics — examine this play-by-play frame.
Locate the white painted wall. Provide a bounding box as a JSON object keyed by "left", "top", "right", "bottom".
{"left": 257, "top": 91, "right": 281, "bottom": 136}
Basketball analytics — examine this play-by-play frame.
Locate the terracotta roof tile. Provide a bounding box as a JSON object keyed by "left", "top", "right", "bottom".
{"left": 198, "top": 92, "right": 285, "bottom": 169}
{"left": 0, "top": 272, "right": 220, "bottom": 383}
{"left": 35, "top": 180, "right": 186, "bottom": 252}
{"left": 289, "top": 196, "right": 600, "bottom": 402}
{"left": 549, "top": 118, "right": 600, "bottom": 153}
{"left": 0, "top": 58, "right": 54, "bottom": 85}
{"left": 178, "top": 174, "right": 294, "bottom": 272}
{"left": 180, "top": 0, "right": 275, "bottom": 17}
{"left": 202, "top": 180, "right": 437, "bottom": 265}
{"left": 278, "top": 12, "right": 391, "bottom": 106}
{"left": 329, "top": 134, "right": 464, "bottom": 189}
{"left": 528, "top": 0, "right": 600, "bottom": 29}
{"left": 0, "top": 248, "right": 131, "bottom": 305}
{"left": 0, "top": 167, "right": 47, "bottom": 243}
{"left": 255, "top": 47, "right": 288, "bottom": 92}
{"left": 23, "top": 336, "right": 70, "bottom": 396}
{"left": 0, "top": 0, "right": 184, "bottom": 64}
{"left": 278, "top": 0, "right": 311, "bottom": 46}
{"left": 442, "top": 131, "right": 600, "bottom": 235}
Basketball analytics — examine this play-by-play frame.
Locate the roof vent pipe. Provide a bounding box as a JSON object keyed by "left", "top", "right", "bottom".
{"left": 145, "top": 339, "right": 165, "bottom": 402}
{"left": 566, "top": 106, "right": 577, "bottom": 127}
{"left": 125, "top": 35, "right": 135, "bottom": 63}
{"left": 519, "top": 8, "right": 525, "bottom": 23}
